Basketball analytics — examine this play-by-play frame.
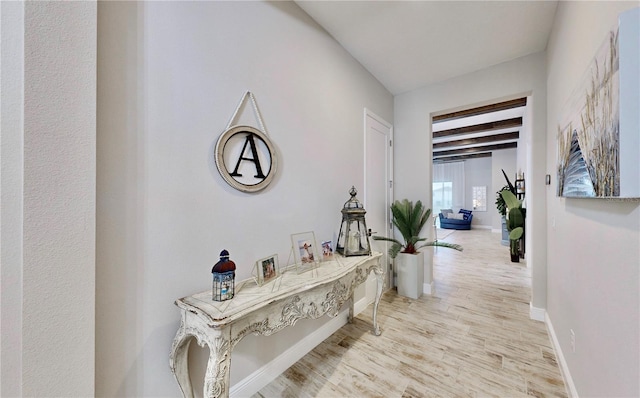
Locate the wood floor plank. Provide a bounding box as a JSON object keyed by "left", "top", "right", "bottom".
{"left": 252, "top": 230, "right": 568, "bottom": 398}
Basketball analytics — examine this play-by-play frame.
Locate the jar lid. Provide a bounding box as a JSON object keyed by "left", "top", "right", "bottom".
{"left": 212, "top": 250, "right": 236, "bottom": 273}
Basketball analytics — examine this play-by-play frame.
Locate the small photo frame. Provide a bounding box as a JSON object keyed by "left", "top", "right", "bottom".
{"left": 291, "top": 231, "right": 319, "bottom": 265}
{"left": 321, "top": 240, "right": 334, "bottom": 261}
{"left": 255, "top": 254, "right": 279, "bottom": 286}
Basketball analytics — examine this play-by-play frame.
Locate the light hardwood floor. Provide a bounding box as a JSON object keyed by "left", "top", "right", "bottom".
{"left": 253, "top": 229, "right": 568, "bottom": 397}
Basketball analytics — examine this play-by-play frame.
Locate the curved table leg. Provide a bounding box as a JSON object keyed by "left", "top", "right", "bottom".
{"left": 170, "top": 318, "right": 232, "bottom": 398}
{"left": 202, "top": 333, "right": 232, "bottom": 398}
{"left": 170, "top": 327, "right": 195, "bottom": 398}
{"left": 371, "top": 266, "right": 385, "bottom": 336}
{"left": 348, "top": 295, "right": 354, "bottom": 323}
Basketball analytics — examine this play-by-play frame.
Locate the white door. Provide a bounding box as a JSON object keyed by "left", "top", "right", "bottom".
{"left": 364, "top": 109, "right": 393, "bottom": 303}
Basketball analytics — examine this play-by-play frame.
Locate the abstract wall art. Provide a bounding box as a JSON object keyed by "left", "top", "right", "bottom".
{"left": 556, "top": 8, "right": 639, "bottom": 198}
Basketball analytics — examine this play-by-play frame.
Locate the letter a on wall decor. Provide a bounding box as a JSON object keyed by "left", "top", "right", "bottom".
{"left": 215, "top": 92, "right": 279, "bottom": 193}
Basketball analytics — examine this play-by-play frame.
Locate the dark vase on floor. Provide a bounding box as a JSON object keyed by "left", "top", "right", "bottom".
{"left": 510, "top": 253, "right": 520, "bottom": 263}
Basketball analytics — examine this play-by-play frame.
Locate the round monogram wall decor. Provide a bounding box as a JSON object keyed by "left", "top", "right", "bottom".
{"left": 215, "top": 125, "right": 278, "bottom": 193}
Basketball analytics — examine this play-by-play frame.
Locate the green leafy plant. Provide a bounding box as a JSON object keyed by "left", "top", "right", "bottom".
{"left": 372, "top": 199, "right": 462, "bottom": 258}
{"left": 495, "top": 185, "right": 510, "bottom": 217}
{"left": 500, "top": 190, "right": 524, "bottom": 258}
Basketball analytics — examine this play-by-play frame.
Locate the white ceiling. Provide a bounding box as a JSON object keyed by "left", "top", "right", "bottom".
{"left": 296, "top": 1, "right": 558, "bottom": 95}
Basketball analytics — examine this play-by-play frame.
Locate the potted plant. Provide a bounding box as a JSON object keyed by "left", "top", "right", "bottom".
{"left": 495, "top": 185, "right": 510, "bottom": 246}
{"left": 372, "top": 199, "right": 462, "bottom": 299}
{"left": 500, "top": 190, "right": 524, "bottom": 262}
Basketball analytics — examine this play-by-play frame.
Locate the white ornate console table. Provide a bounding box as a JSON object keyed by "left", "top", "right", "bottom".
{"left": 169, "top": 252, "right": 384, "bottom": 398}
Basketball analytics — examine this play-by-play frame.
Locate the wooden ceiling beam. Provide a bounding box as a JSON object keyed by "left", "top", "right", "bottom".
{"left": 433, "top": 97, "right": 527, "bottom": 123}
{"left": 433, "top": 117, "right": 522, "bottom": 138}
{"left": 433, "top": 131, "right": 520, "bottom": 149}
{"left": 432, "top": 153, "right": 493, "bottom": 163}
{"left": 433, "top": 142, "right": 517, "bottom": 157}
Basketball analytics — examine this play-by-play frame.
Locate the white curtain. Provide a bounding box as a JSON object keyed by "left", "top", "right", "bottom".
{"left": 433, "top": 161, "right": 465, "bottom": 210}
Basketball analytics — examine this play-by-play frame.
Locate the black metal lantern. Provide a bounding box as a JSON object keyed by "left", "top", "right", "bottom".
{"left": 212, "top": 250, "right": 236, "bottom": 301}
{"left": 336, "top": 186, "right": 371, "bottom": 256}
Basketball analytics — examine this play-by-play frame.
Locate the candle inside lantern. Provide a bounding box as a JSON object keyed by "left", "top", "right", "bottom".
{"left": 348, "top": 230, "right": 360, "bottom": 252}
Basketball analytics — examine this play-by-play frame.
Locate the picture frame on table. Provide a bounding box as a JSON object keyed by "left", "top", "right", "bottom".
{"left": 291, "top": 231, "right": 319, "bottom": 266}
{"left": 255, "top": 254, "right": 279, "bottom": 286}
{"left": 321, "top": 240, "right": 334, "bottom": 261}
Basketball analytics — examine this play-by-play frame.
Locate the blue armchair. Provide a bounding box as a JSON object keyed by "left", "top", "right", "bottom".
{"left": 439, "top": 209, "right": 473, "bottom": 230}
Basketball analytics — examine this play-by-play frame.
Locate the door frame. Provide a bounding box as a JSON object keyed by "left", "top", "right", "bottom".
{"left": 363, "top": 108, "right": 393, "bottom": 295}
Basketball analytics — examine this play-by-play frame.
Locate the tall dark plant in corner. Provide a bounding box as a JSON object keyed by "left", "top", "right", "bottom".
{"left": 501, "top": 169, "right": 517, "bottom": 195}
{"left": 372, "top": 199, "right": 462, "bottom": 258}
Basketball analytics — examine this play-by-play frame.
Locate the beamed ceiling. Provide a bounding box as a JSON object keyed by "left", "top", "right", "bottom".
{"left": 432, "top": 97, "right": 527, "bottom": 163}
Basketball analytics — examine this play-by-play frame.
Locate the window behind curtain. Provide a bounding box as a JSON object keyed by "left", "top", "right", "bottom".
{"left": 433, "top": 161, "right": 465, "bottom": 216}
{"left": 432, "top": 181, "right": 453, "bottom": 216}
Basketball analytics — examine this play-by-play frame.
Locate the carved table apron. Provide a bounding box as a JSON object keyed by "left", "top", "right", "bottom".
{"left": 169, "top": 253, "right": 383, "bottom": 398}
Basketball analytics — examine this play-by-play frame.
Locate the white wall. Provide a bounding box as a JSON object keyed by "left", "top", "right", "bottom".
{"left": 1, "top": 1, "right": 97, "bottom": 396}
{"left": 463, "top": 157, "right": 492, "bottom": 227}
{"left": 1, "top": 2, "right": 25, "bottom": 395}
{"left": 546, "top": 3, "right": 639, "bottom": 397}
{"left": 394, "top": 51, "right": 547, "bottom": 309}
{"left": 491, "top": 148, "right": 517, "bottom": 231}
{"left": 96, "top": 2, "right": 393, "bottom": 396}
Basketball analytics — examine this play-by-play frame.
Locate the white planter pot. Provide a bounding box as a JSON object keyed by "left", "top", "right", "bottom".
{"left": 396, "top": 251, "right": 424, "bottom": 299}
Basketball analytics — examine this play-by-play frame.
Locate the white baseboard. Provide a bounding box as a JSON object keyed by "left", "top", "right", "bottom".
{"left": 471, "top": 225, "right": 492, "bottom": 230}
{"left": 491, "top": 228, "right": 501, "bottom": 233}
{"left": 230, "top": 296, "right": 369, "bottom": 397}
{"left": 423, "top": 281, "right": 435, "bottom": 295}
{"left": 354, "top": 295, "right": 372, "bottom": 315}
{"left": 529, "top": 303, "right": 546, "bottom": 322}
{"left": 545, "top": 312, "right": 579, "bottom": 398}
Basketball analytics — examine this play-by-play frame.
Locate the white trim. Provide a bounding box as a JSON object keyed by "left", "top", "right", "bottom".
{"left": 354, "top": 294, "right": 372, "bottom": 315}
{"left": 471, "top": 225, "right": 492, "bottom": 230}
{"left": 423, "top": 281, "right": 435, "bottom": 295}
{"left": 529, "top": 302, "right": 546, "bottom": 322}
{"left": 363, "top": 108, "right": 393, "bottom": 213}
{"left": 230, "top": 296, "right": 370, "bottom": 397}
{"left": 491, "top": 228, "right": 502, "bottom": 233}
{"left": 363, "top": 108, "right": 394, "bottom": 297}
{"left": 545, "top": 312, "right": 579, "bottom": 398}
{"left": 364, "top": 108, "right": 393, "bottom": 129}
